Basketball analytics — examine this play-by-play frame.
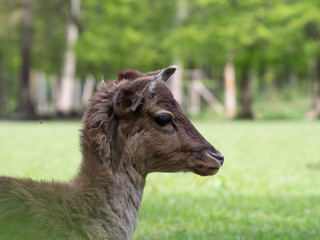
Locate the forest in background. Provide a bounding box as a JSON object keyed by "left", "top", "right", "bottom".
{"left": 0, "top": 0, "right": 320, "bottom": 120}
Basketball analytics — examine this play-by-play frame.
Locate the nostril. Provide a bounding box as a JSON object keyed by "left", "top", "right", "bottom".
{"left": 210, "top": 153, "right": 224, "bottom": 166}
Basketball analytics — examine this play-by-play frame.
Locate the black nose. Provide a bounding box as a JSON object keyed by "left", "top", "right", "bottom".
{"left": 210, "top": 153, "right": 224, "bottom": 166}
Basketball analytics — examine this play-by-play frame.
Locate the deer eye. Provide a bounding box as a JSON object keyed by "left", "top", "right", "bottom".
{"left": 154, "top": 114, "right": 171, "bottom": 126}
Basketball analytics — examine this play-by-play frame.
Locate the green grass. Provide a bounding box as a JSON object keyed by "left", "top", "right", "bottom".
{"left": 0, "top": 120, "right": 319, "bottom": 239}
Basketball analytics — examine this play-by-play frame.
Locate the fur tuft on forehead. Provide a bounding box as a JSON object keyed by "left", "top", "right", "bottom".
{"left": 117, "top": 70, "right": 144, "bottom": 82}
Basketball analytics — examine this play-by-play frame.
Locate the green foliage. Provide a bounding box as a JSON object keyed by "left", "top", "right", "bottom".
{"left": 1, "top": 0, "right": 320, "bottom": 117}
{"left": 164, "top": 0, "right": 320, "bottom": 94}
{"left": 76, "top": 0, "right": 177, "bottom": 77}
{"left": 1, "top": 0, "right": 320, "bottom": 77}
{"left": 0, "top": 0, "right": 21, "bottom": 75}
{"left": 0, "top": 121, "right": 319, "bottom": 239}
{"left": 0, "top": 0, "right": 69, "bottom": 75}
{"left": 32, "top": 0, "right": 69, "bottom": 73}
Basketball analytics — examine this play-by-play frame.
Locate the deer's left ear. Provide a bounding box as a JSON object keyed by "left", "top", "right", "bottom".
{"left": 113, "top": 78, "right": 152, "bottom": 116}
{"left": 155, "top": 65, "right": 178, "bottom": 82}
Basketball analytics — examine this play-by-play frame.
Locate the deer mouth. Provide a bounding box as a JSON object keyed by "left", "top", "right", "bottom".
{"left": 190, "top": 152, "right": 222, "bottom": 176}
{"left": 194, "top": 167, "right": 220, "bottom": 176}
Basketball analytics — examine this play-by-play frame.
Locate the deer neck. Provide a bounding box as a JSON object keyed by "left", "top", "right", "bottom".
{"left": 76, "top": 138, "right": 146, "bottom": 239}
{"left": 110, "top": 162, "right": 146, "bottom": 237}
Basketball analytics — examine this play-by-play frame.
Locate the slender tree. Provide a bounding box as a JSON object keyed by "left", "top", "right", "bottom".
{"left": 305, "top": 21, "right": 320, "bottom": 119}
{"left": 57, "top": 0, "right": 80, "bottom": 115}
{"left": 237, "top": 67, "right": 253, "bottom": 119}
{"left": 17, "top": 0, "right": 35, "bottom": 119}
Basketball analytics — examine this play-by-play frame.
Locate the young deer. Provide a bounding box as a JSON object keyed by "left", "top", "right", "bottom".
{"left": 0, "top": 66, "right": 224, "bottom": 240}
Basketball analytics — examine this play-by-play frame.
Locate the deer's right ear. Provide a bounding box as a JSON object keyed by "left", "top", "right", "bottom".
{"left": 113, "top": 78, "right": 152, "bottom": 116}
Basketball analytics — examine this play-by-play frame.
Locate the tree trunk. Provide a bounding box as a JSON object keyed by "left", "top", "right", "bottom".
{"left": 17, "top": 0, "right": 35, "bottom": 119}
{"left": 314, "top": 58, "right": 320, "bottom": 117}
{"left": 168, "top": 2, "right": 187, "bottom": 108}
{"left": 237, "top": 67, "right": 254, "bottom": 119}
{"left": 57, "top": 0, "right": 80, "bottom": 115}
{"left": 305, "top": 57, "right": 320, "bottom": 119}
{"left": 0, "top": 76, "right": 9, "bottom": 117}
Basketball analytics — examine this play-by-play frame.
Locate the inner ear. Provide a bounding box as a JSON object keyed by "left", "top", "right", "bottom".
{"left": 113, "top": 78, "right": 153, "bottom": 116}
{"left": 155, "top": 65, "right": 178, "bottom": 82}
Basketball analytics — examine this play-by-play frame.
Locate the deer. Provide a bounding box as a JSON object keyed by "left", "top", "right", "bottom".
{"left": 0, "top": 66, "right": 224, "bottom": 240}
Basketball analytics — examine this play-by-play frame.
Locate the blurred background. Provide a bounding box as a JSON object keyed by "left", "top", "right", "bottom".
{"left": 1, "top": 1, "right": 320, "bottom": 239}
{"left": 1, "top": 0, "right": 320, "bottom": 120}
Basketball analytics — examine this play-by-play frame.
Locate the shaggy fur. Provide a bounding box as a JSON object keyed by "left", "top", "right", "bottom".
{"left": 0, "top": 66, "right": 224, "bottom": 240}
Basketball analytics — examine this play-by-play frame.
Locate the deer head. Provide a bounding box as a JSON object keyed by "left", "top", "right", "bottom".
{"left": 84, "top": 66, "right": 224, "bottom": 177}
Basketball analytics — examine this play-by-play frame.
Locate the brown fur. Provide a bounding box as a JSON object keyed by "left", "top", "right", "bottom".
{"left": 0, "top": 66, "right": 223, "bottom": 240}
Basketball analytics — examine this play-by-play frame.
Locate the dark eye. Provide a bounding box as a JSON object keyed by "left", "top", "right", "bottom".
{"left": 154, "top": 114, "right": 171, "bottom": 126}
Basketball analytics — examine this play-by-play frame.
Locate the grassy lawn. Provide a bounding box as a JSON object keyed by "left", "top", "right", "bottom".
{"left": 0, "top": 120, "right": 319, "bottom": 239}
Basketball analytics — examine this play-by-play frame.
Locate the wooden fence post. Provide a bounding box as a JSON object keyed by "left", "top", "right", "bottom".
{"left": 82, "top": 75, "right": 96, "bottom": 106}
{"left": 73, "top": 78, "right": 82, "bottom": 112}
{"left": 224, "top": 62, "right": 236, "bottom": 118}
{"left": 35, "top": 71, "right": 48, "bottom": 115}
{"left": 168, "top": 61, "right": 183, "bottom": 106}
